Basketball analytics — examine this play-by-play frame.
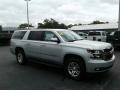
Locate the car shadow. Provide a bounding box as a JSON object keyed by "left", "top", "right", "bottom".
{"left": 27, "top": 61, "right": 65, "bottom": 76}
{"left": 25, "top": 60, "right": 112, "bottom": 83}
{"left": 0, "top": 43, "right": 10, "bottom": 46}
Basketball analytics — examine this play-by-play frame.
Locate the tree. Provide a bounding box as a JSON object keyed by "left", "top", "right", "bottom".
{"left": 38, "top": 18, "right": 68, "bottom": 29}
{"left": 67, "top": 24, "right": 73, "bottom": 28}
{"left": 89, "top": 20, "right": 109, "bottom": 25}
{"left": 67, "top": 23, "right": 82, "bottom": 28}
{"left": 78, "top": 23, "right": 82, "bottom": 26}
{"left": 18, "top": 23, "right": 34, "bottom": 29}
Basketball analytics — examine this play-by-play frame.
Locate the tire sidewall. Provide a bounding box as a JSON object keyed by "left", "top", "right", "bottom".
{"left": 16, "top": 50, "right": 26, "bottom": 65}
{"left": 65, "top": 57, "right": 86, "bottom": 80}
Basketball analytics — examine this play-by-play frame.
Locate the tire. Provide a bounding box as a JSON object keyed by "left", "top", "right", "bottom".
{"left": 16, "top": 50, "right": 27, "bottom": 65}
{"left": 65, "top": 57, "right": 86, "bottom": 80}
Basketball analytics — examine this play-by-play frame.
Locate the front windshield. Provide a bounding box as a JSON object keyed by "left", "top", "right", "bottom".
{"left": 57, "top": 30, "right": 83, "bottom": 42}
{"left": 110, "top": 32, "right": 115, "bottom": 36}
{"left": 89, "top": 32, "right": 101, "bottom": 36}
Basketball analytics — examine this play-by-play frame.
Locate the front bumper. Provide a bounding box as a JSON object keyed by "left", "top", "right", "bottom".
{"left": 86, "top": 55, "right": 115, "bottom": 73}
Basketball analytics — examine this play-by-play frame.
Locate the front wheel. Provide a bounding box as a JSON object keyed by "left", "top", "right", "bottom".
{"left": 16, "top": 50, "right": 27, "bottom": 65}
{"left": 65, "top": 57, "right": 86, "bottom": 80}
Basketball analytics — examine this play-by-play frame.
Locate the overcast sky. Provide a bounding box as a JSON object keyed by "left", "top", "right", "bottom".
{"left": 0, "top": 0, "right": 119, "bottom": 27}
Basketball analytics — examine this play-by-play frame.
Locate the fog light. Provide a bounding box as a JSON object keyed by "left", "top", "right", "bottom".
{"left": 95, "top": 68, "right": 100, "bottom": 71}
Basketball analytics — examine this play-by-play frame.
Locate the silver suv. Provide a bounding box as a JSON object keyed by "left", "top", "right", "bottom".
{"left": 10, "top": 29, "right": 115, "bottom": 80}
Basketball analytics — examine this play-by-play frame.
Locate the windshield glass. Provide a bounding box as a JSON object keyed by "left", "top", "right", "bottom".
{"left": 88, "top": 32, "right": 101, "bottom": 36}
{"left": 57, "top": 30, "right": 83, "bottom": 42}
{"left": 110, "top": 32, "right": 115, "bottom": 36}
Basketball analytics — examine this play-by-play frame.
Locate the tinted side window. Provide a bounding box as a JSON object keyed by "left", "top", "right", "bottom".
{"left": 28, "top": 31, "right": 43, "bottom": 41}
{"left": 12, "top": 31, "right": 26, "bottom": 39}
{"left": 43, "top": 31, "right": 58, "bottom": 42}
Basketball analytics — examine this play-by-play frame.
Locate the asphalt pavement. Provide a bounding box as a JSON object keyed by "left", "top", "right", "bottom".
{"left": 0, "top": 46, "right": 120, "bottom": 90}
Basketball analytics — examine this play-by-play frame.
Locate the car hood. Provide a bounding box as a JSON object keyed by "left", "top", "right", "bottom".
{"left": 66, "top": 40, "right": 112, "bottom": 50}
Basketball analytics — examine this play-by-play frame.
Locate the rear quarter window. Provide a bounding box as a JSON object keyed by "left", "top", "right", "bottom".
{"left": 12, "top": 31, "right": 27, "bottom": 40}
{"left": 27, "top": 31, "right": 43, "bottom": 41}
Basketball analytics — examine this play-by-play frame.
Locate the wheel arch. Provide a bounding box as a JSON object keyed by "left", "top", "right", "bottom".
{"left": 63, "top": 54, "right": 86, "bottom": 66}
{"left": 63, "top": 54, "right": 86, "bottom": 74}
{"left": 15, "top": 47, "right": 24, "bottom": 55}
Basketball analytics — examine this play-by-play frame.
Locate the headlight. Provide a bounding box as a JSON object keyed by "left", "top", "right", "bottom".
{"left": 87, "top": 49, "right": 95, "bottom": 54}
{"left": 87, "top": 49, "right": 103, "bottom": 59}
{"left": 87, "top": 49, "right": 103, "bottom": 54}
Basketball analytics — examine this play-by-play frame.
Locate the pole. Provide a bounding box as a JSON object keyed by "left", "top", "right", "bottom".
{"left": 25, "top": 0, "right": 30, "bottom": 29}
{"left": 119, "top": 0, "right": 120, "bottom": 31}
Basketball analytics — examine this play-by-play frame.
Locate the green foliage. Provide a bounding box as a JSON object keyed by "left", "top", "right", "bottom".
{"left": 89, "top": 20, "right": 109, "bottom": 25}
{"left": 19, "top": 23, "right": 33, "bottom": 29}
{"left": 67, "top": 23, "right": 82, "bottom": 28}
{"left": 67, "top": 24, "right": 73, "bottom": 28}
{"left": 38, "top": 18, "right": 68, "bottom": 29}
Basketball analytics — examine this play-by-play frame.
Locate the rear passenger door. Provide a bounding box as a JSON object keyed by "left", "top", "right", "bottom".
{"left": 26, "top": 31, "right": 44, "bottom": 58}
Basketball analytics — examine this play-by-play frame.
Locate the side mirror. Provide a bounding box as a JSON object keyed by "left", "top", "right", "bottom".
{"left": 51, "top": 38, "right": 60, "bottom": 43}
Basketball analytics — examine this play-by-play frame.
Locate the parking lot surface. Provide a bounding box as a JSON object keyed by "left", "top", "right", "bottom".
{"left": 0, "top": 46, "right": 120, "bottom": 90}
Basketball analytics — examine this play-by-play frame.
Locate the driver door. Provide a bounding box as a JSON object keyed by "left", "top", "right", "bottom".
{"left": 40, "top": 31, "right": 62, "bottom": 63}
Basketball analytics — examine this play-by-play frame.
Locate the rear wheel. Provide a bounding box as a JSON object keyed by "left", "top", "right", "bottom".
{"left": 16, "top": 50, "right": 27, "bottom": 65}
{"left": 65, "top": 57, "right": 86, "bottom": 80}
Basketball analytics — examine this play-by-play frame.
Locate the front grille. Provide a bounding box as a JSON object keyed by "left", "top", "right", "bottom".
{"left": 103, "top": 53, "right": 113, "bottom": 60}
{"left": 103, "top": 47, "right": 113, "bottom": 60}
{"left": 104, "top": 47, "right": 113, "bottom": 53}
